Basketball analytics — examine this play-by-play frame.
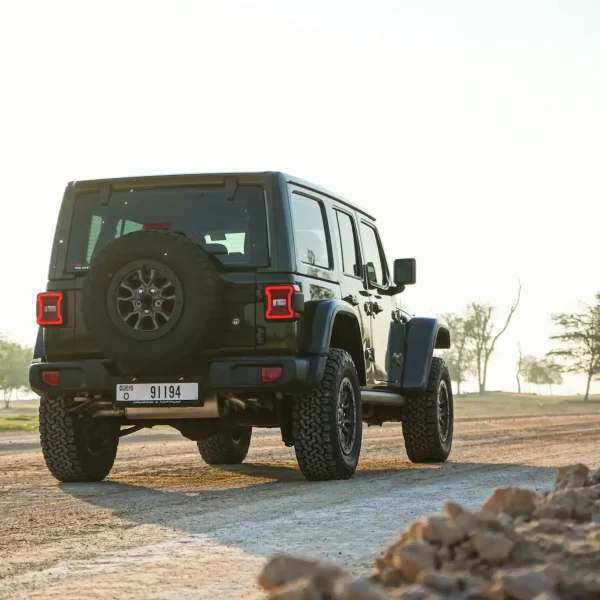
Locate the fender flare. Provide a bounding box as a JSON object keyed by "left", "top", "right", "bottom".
{"left": 304, "top": 300, "right": 362, "bottom": 356}
{"left": 401, "top": 317, "right": 451, "bottom": 392}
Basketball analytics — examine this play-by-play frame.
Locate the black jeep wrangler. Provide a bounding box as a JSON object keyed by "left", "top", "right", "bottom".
{"left": 30, "top": 172, "right": 453, "bottom": 483}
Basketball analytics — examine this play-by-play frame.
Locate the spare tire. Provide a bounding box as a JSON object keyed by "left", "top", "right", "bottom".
{"left": 82, "top": 230, "right": 222, "bottom": 375}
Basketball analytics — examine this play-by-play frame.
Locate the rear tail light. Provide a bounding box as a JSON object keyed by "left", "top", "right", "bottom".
{"left": 41, "top": 371, "right": 60, "bottom": 387}
{"left": 36, "top": 292, "right": 64, "bottom": 326}
{"left": 261, "top": 366, "right": 283, "bottom": 384}
{"left": 265, "top": 285, "right": 303, "bottom": 321}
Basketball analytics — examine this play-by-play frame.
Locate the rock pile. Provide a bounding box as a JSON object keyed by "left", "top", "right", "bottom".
{"left": 258, "top": 464, "right": 600, "bottom": 600}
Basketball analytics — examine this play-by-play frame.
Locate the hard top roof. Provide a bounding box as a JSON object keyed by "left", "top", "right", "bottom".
{"left": 69, "top": 171, "right": 374, "bottom": 221}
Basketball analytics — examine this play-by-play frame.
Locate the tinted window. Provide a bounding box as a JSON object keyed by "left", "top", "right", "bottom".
{"left": 290, "top": 193, "right": 330, "bottom": 270}
{"left": 360, "top": 223, "right": 387, "bottom": 285}
{"left": 66, "top": 185, "right": 268, "bottom": 271}
{"left": 336, "top": 211, "right": 360, "bottom": 277}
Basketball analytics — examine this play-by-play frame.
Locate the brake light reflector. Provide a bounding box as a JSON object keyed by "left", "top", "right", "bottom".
{"left": 41, "top": 371, "right": 60, "bottom": 387}
{"left": 261, "top": 366, "right": 283, "bottom": 383}
{"left": 265, "top": 285, "right": 300, "bottom": 320}
{"left": 144, "top": 222, "right": 170, "bottom": 230}
{"left": 36, "top": 292, "right": 64, "bottom": 326}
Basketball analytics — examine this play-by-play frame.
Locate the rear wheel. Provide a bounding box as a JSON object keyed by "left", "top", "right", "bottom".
{"left": 39, "top": 396, "right": 120, "bottom": 482}
{"left": 402, "top": 357, "right": 454, "bottom": 463}
{"left": 292, "top": 349, "right": 362, "bottom": 481}
{"left": 196, "top": 425, "right": 252, "bottom": 465}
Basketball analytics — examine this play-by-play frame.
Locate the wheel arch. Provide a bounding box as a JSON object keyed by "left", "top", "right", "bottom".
{"left": 303, "top": 300, "right": 366, "bottom": 386}
{"left": 401, "top": 317, "right": 451, "bottom": 392}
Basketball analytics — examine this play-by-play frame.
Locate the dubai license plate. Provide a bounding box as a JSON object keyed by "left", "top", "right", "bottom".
{"left": 116, "top": 383, "right": 199, "bottom": 404}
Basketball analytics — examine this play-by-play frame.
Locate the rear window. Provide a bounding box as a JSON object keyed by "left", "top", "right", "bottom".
{"left": 66, "top": 185, "right": 269, "bottom": 271}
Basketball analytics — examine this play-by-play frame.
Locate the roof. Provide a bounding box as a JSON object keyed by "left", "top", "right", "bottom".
{"left": 281, "top": 172, "right": 375, "bottom": 221}
{"left": 69, "top": 170, "right": 374, "bottom": 220}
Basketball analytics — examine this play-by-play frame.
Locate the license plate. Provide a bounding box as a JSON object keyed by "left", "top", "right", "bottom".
{"left": 116, "top": 383, "right": 199, "bottom": 404}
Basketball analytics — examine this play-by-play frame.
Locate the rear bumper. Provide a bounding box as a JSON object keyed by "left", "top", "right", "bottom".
{"left": 29, "top": 356, "right": 327, "bottom": 398}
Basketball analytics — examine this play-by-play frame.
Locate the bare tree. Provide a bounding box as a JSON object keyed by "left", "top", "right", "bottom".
{"left": 516, "top": 342, "right": 523, "bottom": 393}
{"left": 466, "top": 281, "right": 522, "bottom": 394}
{"left": 549, "top": 293, "right": 600, "bottom": 401}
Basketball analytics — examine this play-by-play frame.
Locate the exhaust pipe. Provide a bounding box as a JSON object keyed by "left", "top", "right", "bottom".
{"left": 93, "top": 395, "right": 222, "bottom": 419}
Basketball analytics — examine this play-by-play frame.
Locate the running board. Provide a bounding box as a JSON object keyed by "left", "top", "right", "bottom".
{"left": 360, "top": 389, "right": 406, "bottom": 408}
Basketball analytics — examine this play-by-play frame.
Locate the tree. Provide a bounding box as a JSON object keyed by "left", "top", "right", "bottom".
{"left": 466, "top": 282, "right": 522, "bottom": 394}
{"left": 548, "top": 293, "right": 600, "bottom": 401}
{"left": 540, "top": 357, "right": 563, "bottom": 395}
{"left": 0, "top": 338, "right": 32, "bottom": 408}
{"left": 516, "top": 342, "right": 523, "bottom": 393}
{"left": 440, "top": 312, "right": 476, "bottom": 395}
{"left": 521, "top": 354, "right": 563, "bottom": 395}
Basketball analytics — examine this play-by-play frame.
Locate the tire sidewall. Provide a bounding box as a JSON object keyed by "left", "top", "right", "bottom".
{"left": 331, "top": 355, "right": 363, "bottom": 472}
{"left": 437, "top": 366, "right": 454, "bottom": 456}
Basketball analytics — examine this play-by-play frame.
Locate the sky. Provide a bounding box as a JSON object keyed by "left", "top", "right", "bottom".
{"left": 1, "top": 0, "right": 599, "bottom": 394}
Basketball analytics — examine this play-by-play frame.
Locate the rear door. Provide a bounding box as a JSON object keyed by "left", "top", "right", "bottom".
{"left": 332, "top": 207, "right": 369, "bottom": 358}
{"left": 64, "top": 183, "right": 269, "bottom": 358}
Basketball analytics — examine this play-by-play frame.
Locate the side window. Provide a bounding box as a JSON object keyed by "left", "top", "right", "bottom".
{"left": 290, "top": 193, "right": 331, "bottom": 270}
{"left": 86, "top": 215, "right": 103, "bottom": 264}
{"left": 360, "top": 222, "right": 387, "bottom": 286}
{"left": 117, "top": 219, "right": 144, "bottom": 237}
{"left": 336, "top": 211, "right": 361, "bottom": 277}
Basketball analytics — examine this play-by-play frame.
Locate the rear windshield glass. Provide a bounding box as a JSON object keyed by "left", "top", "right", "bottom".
{"left": 66, "top": 185, "right": 269, "bottom": 271}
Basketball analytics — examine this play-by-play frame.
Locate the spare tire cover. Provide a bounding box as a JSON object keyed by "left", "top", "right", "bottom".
{"left": 82, "top": 230, "right": 222, "bottom": 375}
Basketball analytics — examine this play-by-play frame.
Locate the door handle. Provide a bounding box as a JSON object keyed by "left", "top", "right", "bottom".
{"left": 343, "top": 294, "right": 359, "bottom": 307}
{"left": 364, "top": 301, "right": 373, "bottom": 316}
{"left": 372, "top": 301, "right": 384, "bottom": 315}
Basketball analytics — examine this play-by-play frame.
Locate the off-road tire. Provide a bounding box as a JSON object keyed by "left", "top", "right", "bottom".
{"left": 292, "top": 348, "right": 362, "bottom": 481}
{"left": 39, "top": 396, "right": 120, "bottom": 482}
{"left": 402, "top": 356, "right": 453, "bottom": 463}
{"left": 82, "top": 230, "right": 222, "bottom": 375}
{"left": 196, "top": 426, "right": 252, "bottom": 465}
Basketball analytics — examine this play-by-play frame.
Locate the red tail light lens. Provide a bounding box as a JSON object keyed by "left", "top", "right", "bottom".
{"left": 261, "top": 366, "right": 283, "bottom": 383}
{"left": 265, "top": 285, "right": 301, "bottom": 321}
{"left": 36, "top": 292, "right": 64, "bottom": 326}
{"left": 41, "top": 371, "right": 60, "bottom": 387}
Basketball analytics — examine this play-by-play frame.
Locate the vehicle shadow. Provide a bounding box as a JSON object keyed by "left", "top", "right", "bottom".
{"left": 58, "top": 460, "right": 558, "bottom": 562}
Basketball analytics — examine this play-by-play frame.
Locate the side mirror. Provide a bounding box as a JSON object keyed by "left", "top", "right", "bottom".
{"left": 393, "top": 258, "right": 416, "bottom": 286}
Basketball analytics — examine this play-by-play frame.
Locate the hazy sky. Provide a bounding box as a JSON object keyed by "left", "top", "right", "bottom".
{"left": 1, "top": 0, "right": 599, "bottom": 394}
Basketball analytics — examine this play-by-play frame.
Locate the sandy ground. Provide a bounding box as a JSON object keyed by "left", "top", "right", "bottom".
{"left": 1, "top": 399, "right": 599, "bottom": 599}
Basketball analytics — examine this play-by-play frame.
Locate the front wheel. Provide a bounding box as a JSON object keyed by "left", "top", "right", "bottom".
{"left": 196, "top": 426, "right": 252, "bottom": 465}
{"left": 402, "top": 356, "right": 454, "bottom": 463}
{"left": 292, "top": 348, "right": 363, "bottom": 481}
{"left": 39, "top": 396, "right": 120, "bottom": 482}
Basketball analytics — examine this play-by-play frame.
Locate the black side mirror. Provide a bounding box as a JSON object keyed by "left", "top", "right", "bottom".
{"left": 393, "top": 258, "right": 416, "bottom": 286}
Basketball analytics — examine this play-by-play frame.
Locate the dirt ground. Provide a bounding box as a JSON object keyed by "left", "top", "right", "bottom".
{"left": 1, "top": 395, "right": 599, "bottom": 599}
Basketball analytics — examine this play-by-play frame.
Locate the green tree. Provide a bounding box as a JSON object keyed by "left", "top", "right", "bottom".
{"left": 540, "top": 357, "right": 563, "bottom": 395}
{"left": 0, "top": 338, "right": 32, "bottom": 408}
{"left": 548, "top": 293, "right": 600, "bottom": 401}
{"left": 521, "top": 354, "right": 563, "bottom": 395}
{"left": 466, "top": 282, "right": 522, "bottom": 394}
{"left": 440, "top": 312, "right": 476, "bottom": 395}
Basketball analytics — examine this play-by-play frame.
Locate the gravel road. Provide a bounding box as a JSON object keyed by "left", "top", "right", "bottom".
{"left": 1, "top": 405, "right": 599, "bottom": 599}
